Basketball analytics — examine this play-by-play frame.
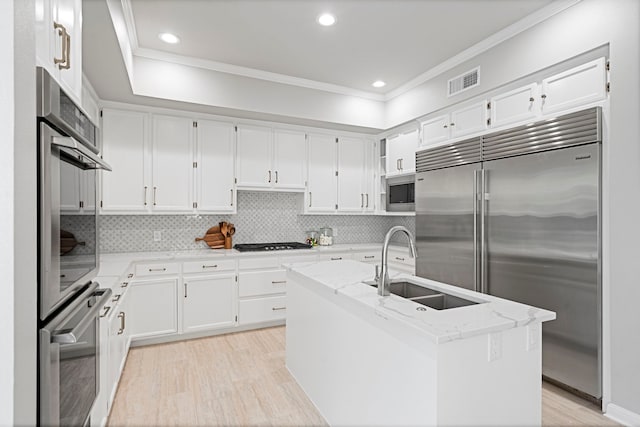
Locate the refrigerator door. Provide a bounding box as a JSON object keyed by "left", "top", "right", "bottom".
{"left": 416, "top": 163, "right": 480, "bottom": 291}
{"left": 483, "top": 143, "right": 600, "bottom": 398}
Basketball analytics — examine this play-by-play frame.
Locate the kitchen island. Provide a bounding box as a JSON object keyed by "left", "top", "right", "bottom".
{"left": 285, "top": 260, "right": 556, "bottom": 426}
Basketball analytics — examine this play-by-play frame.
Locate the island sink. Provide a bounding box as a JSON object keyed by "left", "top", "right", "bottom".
{"left": 366, "top": 279, "right": 481, "bottom": 310}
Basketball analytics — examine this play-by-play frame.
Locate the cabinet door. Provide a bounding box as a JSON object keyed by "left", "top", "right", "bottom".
{"left": 101, "top": 109, "right": 149, "bottom": 212}
{"left": 53, "top": 0, "right": 82, "bottom": 101}
{"left": 490, "top": 83, "right": 539, "bottom": 128}
{"left": 337, "top": 136, "right": 366, "bottom": 212}
{"left": 35, "top": 0, "right": 55, "bottom": 74}
{"left": 541, "top": 57, "right": 607, "bottom": 115}
{"left": 273, "top": 129, "right": 306, "bottom": 190}
{"left": 450, "top": 101, "right": 487, "bottom": 139}
{"left": 182, "top": 274, "right": 236, "bottom": 333}
{"left": 362, "top": 140, "right": 375, "bottom": 212}
{"left": 196, "top": 120, "right": 236, "bottom": 212}
{"left": 421, "top": 114, "right": 450, "bottom": 147}
{"left": 236, "top": 125, "right": 272, "bottom": 188}
{"left": 307, "top": 134, "right": 337, "bottom": 212}
{"left": 151, "top": 115, "right": 193, "bottom": 212}
{"left": 127, "top": 278, "right": 179, "bottom": 339}
{"left": 107, "top": 307, "right": 126, "bottom": 404}
{"left": 386, "top": 134, "right": 402, "bottom": 176}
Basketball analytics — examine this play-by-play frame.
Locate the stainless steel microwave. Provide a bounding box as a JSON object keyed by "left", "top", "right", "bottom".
{"left": 387, "top": 176, "right": 415, "bottom": 211}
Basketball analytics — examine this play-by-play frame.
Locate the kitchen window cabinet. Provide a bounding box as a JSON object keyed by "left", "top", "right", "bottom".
{"left": 489, "top": 83, "right": 539, "bottom": 129}
{"left": 127, "top": 277, "right": 179, "bottom": 340}
{"left": 236, "top": 126, "right": 307, "bottom": 191}
{"left": 194, "top": 120, "right": 236, "bottom": 212}
{"left": 386, "top": 130, "right": 419, "bottom": 177}
{"left": 35, "top": 0, "right": 83, "bottom": 103}
{"left": 182, "top": 273, "right": 237, "bottom": 333}
{"left": 306, "top": 133, "right": 338, "bottom": 212}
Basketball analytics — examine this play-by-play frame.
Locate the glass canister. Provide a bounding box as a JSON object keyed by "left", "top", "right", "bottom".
{"left": 305, "top": 230, "right": 319, "bottom": 246}
{"left": 319, "top": 227, "right": 333, "bottom": 246}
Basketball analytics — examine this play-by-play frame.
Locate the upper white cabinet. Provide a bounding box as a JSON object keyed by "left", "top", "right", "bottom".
{"left": 101, "top": 109, "right": 149, "bottom": 213}
{"left": 386, "top": 130, "right": 419, "bottom": 177}
{"left": 421, "top": 101, "right": 487, "bottom": 147}
{"left": 306, "top": 134, "right": 337, "bottom": 213}
{"left": 36, "top": 0, "right": 82, "bottom": 102}
{"left": 195, "top": 120, "right": 236, "bottom": 212}
{"left": 489, "top": 83, "right": 538, "bottom": 129}
{"left": 421, "top": 115, "right": 450, "bottom": 148}
{"left": 540, "top": 57, "right": 607, "bottom": 115}
{"left": 151, "top": 115, "right": 194, "bottom": 212}
{"left": 236, "top": 126, "right": 307, "bottom": 191}
{"left": 337, "top": 137, "right": 374, "bottom": 212}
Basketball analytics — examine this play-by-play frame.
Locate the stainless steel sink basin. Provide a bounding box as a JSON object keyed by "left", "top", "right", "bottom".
{"left": 366, "top": 279, "right": 480, "bottom": 310}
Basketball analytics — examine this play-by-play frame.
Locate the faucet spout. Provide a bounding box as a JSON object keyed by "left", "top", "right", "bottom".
{"left": 378, "top": 226, "right": 417, "bottom": 296}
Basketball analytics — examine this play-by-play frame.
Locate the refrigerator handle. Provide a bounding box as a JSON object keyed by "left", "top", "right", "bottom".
{"left": 480, "top": 169, "right": 488, "bottom": 294}
{"left": 473, "top": 170, "right": 479, "bottom": 292}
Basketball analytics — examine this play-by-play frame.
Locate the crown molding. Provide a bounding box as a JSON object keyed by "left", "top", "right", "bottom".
{"left": 121, "top": 0, "right": 139, "bottom": 50}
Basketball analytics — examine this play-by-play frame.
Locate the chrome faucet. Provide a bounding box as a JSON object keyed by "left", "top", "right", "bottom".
{"left": 378, "top": 226, "right": 417, "bottom": 296}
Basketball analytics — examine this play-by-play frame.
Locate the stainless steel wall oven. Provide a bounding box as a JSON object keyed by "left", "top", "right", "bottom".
{"left": 37, "top": 67, "right": 112, "bottom": 426}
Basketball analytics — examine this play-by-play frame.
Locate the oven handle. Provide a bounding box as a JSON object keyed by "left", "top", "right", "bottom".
{"left": 51, "top": 288, "right": 113, "bottom": 344}
{"left": 52, "top": 136, "right": 113, "bottom": 171}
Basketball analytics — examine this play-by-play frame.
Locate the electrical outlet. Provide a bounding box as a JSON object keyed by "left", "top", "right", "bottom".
{"left": 488, "top": 332, "right": 502, "bottom": 362}
{"left": 527, "top": 323, "right": 540, "bottom": 351}
{"left": 153, "top": 230, "right": 162, "bottom": 242}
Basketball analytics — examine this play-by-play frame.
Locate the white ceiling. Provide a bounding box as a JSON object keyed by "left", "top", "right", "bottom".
{"left": 126, "top": 0, "right": 556, "bottom": 95}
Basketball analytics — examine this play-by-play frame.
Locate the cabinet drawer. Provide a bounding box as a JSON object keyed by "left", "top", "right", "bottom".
{"left": 239, "top": 295, "right": 287, "bottom": 325}
{"left": 317, "top": 253, "right": 353, "bottom": 262}
{"left": 134, "top": 262, "right": 180, "bottom": 277}
{"left": 388, "top": 250, "right": 414, "bottom": 266}
{"left": 183, "top": 259, "right": 236, "bottom": 274}
{"left": 353, "top": 251, "right": 380, "bottom": 263}
{"left": 238, "top": 257, "right": 280, "bottom": 270}
{"left": 284, "top": 254, "right": 318, "bottom": 264}
{"left": 239, "top": 269, "right": 287, "bottom": 297}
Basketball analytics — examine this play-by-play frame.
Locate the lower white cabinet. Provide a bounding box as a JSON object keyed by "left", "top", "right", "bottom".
{"left": 107, "top": 295, "right": 129, "bottom": 403}
{"left": 388, "top": 249, "right": 416, "bottom": 274}
{"left": 352, "top": 250, "right": 380, "bottom": 264}
{"left": 238, "top": 268, "right": 288, "bottom": 325}
{"left": 239, "top": 295, "right": 287, "bottom": 325}
{"left": 317, "top": 252, "right": 353, "bottom": 262}
{"left": 182, "top": 273, "right": 237, "bottom": 333}
{"left": 127, "top": 277, "right": 179, "bottom": 339}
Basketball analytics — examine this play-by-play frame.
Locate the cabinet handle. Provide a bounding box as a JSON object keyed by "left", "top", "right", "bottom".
{"left": 271, "top": 280, "right": 287, "bottom": 284}
{"left": 148, "top": 267, "right": 167, "bottom": 272}
{"left": 309, "top": 192, "right": 312, "bottom": 207}
{"left": 127, "top": 273, "right": 134, "bottom": 279}
{"left": 330, "top": 257, "right": 342, "bottom": 261}
{"left": 117, "top": 312, "right": 125, "bottom": 335}
{"left": 112, "top": 294, "right": 121, "bottom": 302}
{"left": 53, "top": 22, "right": 70, "bottom": 69}
{"left": 364, "top": 255, "right": 375, "bottom": 259}
{"left": 541, "top": 94, "right": 547, "bottom": 99}
{"left": 366, "top": 193, "right": 369, "bottom": 208}
{"left": 450, "top": 123, "right": 455, "bottom": 127}
{"left": 184, "top": 283, "right": 188, "bottom": 298}
{"left": 396, "top": 159, "right": 401, "bottom": 171}
{"left": 62, "top": 29, "right": 71, "bottom": 70}
{"left": 361, "top": 193, "right": 364, "bottom": 208}
{"left": 100, "top": 306, "right": 111, "bottom": 318}
{"left": 144, "top": 186, "right": 148, "bottom": 206}
{"left": 443, "top": 124, "right": 448, "bottom": 129}
{"left": 268, "top": 170, "right": 271, "bottom": 183}
{"left": 395, "top": 256, "right": 405, "bottom": 261}
{"left": 153, "top": 187, "right": 157, "bottom": 206}
{"left": 272, "top": 307, "right": 286, "bottom": 311}
{"left": 275, "top": 171, "right": 278, "bottom": 183}
{"left": 120, "top": 282, "right": 129, "bottom": 288}
{"left": 230, "top": 189, "right": 234, "bottom": 206}
{"left": 529, "top": 97, "right": 535, "bottom": 102}
{"left": 400, "top": 158, "right": 403, "bottom": 170}
{"left": 202, "top": 265, "right": 218, "bottom": 269}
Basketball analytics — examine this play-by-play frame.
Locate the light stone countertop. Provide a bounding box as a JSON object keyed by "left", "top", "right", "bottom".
{"left": 286, "top": 259, "right": 556, "bottom": 344}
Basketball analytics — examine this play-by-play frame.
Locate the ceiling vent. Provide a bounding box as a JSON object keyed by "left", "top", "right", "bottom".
{"left": 448, "top": 67, "right": 480, "bottom": 97}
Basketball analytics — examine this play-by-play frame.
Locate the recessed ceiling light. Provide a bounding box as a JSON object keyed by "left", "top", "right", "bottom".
{"left": 159, "top": 33, "right": 180, "bottom": 44}
{"left": 372, "top": 80, "right": 386, "bottom": 88}
{"left": 317, "top": 13, "right": 336, "bottom": 26}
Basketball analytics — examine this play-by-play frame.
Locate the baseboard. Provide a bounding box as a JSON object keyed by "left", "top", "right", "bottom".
{"left": 605, "top": 403, "right": 640, "bottom": 426}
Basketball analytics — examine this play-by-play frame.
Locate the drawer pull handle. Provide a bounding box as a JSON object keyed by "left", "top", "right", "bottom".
{"left": 117, "top": 312, "right": 125, "bottom": 335}
{"left": 202, "top": 265, "right": 218, "bottom": 269}
{"left": 127, "top": 273, "right": 134, "bottom": 279}
{"left": 272, "top": 307, "right": 286, "bottom": 311}
{"left": 149, "top": 267, "right": 167, "bottom": 272}
{"left": 330, "top": 257, "right": 342, "bottom": 261}
{"left": 271, "top": 280, "right": 287, "bottom": 284}
{"left": 112, "top": 294, "right": 121, "bottom": 302}
{"left": 364, "top": 255, "right": 375, "bottom": 259}
{"left": 100, "top": 306, "right": 111, "bottom": 318}
{"left": 395, "top": 257, "right": 405, "bottom": 261}
{"left": 121, "top": 282, "right": 129, "bottom": 288}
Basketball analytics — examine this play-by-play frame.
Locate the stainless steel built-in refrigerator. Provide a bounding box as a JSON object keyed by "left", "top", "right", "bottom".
{"left": 415, "top": 107, "right": 601, "bottom": 399}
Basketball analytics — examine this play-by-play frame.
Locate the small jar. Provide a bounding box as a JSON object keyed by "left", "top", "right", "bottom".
{"left": 305, "top": 230, "right": 319, "bottom": 246}
{"left": 319, "top": 227, "right": 333, "bottom": 246}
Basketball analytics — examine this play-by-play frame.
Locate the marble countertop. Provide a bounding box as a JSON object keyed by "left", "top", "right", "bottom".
{"left": 286, "top": 260, "right": 556, "bottom": 344}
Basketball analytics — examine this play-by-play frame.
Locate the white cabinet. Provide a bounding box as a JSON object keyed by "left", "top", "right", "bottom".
{"left": 317, "top": 252, "right": 353, "bottom": 262}
{"left": 237, "top": 258, "right": 288, "bottom": 326}
{"left": 105, "top": 287, "right": 130, "bottom": 409}
{"left": 421, "top": 115, "right": 450, "bottom": 147}
{"left": 127, "top": 277, "right": 179, "bottom": 340}
{"left": 35, "top": 0, "right": 82, "bottom": 102}
{"left": 421, "top": 101, "right": 487, "bottom": 147}
{"left": 386, "top": 130, "right": 419, "bottom": 177}
{"left": 182, "top": 274, "right": 236, "bottom": 333}
{"left": 100, "top": 109, "right": 148, "bottom": 213}
{"left": 151, "top": 115, "right": 194, "bottom": 212}
{"left": 194, "top": 120, "right": 236, "bottom": 212}
{"left": 306, "top": 133, "right": 337, "bottom": 212}
{"left": 236, "top": 126, "right": 307, "bottom": 191}
{"left": 337, "top": 137, "right": 373, "bottom": 212}
{"left": 540, "top": 57, "right": 607, "bottom": 114}
{"left": 489, "top": 83, "right": 539, "bottom": 128}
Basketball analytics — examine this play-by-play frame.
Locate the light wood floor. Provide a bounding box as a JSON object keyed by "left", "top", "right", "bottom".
{"left": 108, "top": 326, "right": 618, "bottom": 427}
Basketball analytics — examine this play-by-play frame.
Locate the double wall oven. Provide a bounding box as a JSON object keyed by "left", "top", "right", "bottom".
{"left": 37, "top": 67, "right": 113, "bottom": 426}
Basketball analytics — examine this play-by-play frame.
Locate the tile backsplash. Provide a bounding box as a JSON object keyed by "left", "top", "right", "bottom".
{"left": 99, "top": 191, "right": 415, "bottom": 253}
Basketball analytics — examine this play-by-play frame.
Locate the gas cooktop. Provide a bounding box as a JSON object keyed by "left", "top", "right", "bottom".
{"left": 233, "top": 242, "right": 313, "bottom": 252}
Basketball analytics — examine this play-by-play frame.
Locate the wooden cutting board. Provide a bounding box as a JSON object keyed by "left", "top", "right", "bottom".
{"left": 195, "top": 224, "right": 226, "bottom": 249}
{"left": 60, "top": 230, "right": 85, "bottom": 255}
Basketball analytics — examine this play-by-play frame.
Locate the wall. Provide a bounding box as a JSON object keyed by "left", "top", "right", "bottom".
{"left": 386, "top": 0, "right": 640, "bottom": 419}
{"left": 97, "top": 192, "right": 414, "bottom": 253}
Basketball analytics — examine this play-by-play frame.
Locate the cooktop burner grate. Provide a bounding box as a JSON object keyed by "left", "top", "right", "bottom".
{"left": 233, "top": 242, "right": 313, "bottom": 252}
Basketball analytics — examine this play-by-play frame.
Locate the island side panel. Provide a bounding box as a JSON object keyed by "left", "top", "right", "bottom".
{"left": 286, "top": 275, "right": 439, "bottom": 426}
{"left": 436, "top": 325, "right": 543, "bottom": 426}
